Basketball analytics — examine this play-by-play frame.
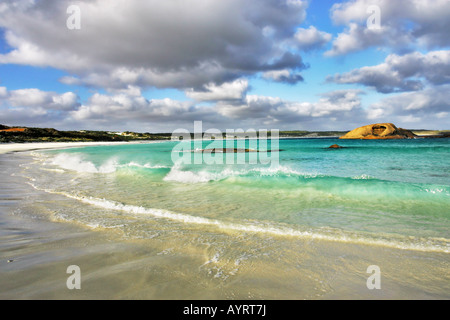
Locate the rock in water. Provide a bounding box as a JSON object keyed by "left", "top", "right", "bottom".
{"left": 328, "top": 144, "right": 343, "bottom": 149}
{"left": 340, "top": 123, "right": 416, "bottom": 140}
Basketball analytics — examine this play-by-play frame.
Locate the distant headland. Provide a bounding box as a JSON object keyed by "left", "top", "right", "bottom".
{"left": 0, "top": 123, "right": 448, "bottom": 143}
{"left": 0, "top": 124, "right": 172, "bottom": 143}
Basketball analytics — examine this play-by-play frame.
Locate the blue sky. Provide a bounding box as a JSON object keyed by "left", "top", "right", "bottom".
{"left": 0, "top": 0, "right": 449, "bottom": 132}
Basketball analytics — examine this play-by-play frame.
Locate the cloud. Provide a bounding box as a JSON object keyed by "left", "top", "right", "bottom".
{"left": 12, "top": 81, "right": 447, "bottom": 132}
{"left": 0, "top": 87, "right": 80, "bottom": 127}
{"left": 1, "top": 79, "right": 369, "bottom": 131}
{"left": 0, "top": 86, "right": 7, "bottom": 98}
{"left": 262, "top": 69, "right": 305, "bottom": 84}
{"left": 185, "top": 79, "right": 249, "bottom": 102}
{"left": 0, "top": 0, "right": 310, "bottom": 91}
{"left": 1, "top": 87, "right": 79, "bottom": 110}
{"left": 71, "top": 89, "right": 366, "bottom": 131}
{"left": 69, "top": 92, "right": 222, "bottom": 132}
{"left": 328, "top": 50, "right": 450, "bottom": 93}
{"left": 293, "top": 26, "right": 332, "bottom": 51}
{"left": 325, "top": 23, "right": 407, "bottom": 57}
{"left": 216, "top": 89, "right": 365, "bottom": 123}
{"left": 366, "top": 84, "right": 450, "bottom": 128}
{"left": 326, "top": 0, "right": 450, "bottom": 56}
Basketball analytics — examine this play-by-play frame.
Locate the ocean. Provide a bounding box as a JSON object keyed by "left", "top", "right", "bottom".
{"left": 1, "top": 138, "right": 449, "bottom": 299}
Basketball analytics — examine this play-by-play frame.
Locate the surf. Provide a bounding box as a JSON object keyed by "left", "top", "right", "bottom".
{"left": 26, "top": 181, "right": 450, "bottom": 254}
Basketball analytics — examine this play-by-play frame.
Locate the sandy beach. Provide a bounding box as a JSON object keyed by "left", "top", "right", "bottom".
{"left": 0, "top": 141, "right": 152, "bottom": 155}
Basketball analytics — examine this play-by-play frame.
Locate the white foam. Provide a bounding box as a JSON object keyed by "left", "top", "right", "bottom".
{"left": 125, "top": 161, "right": 169, "bottom": 169}
{"left": 250, "top": 165, "right": 316, "bottom": 177}
{"left": 163, "top": 165, "right": 227, "bottom": 183}
{"left": 163, "top": 163, "right": 314, "bottom": 184}
{"left": 73, "top": 195, "right": 450, "bottom": 253}
{"left": 49, "top": 153, "right": 118, "bottom": 173}
{"left": 26, "top": 181, "right": 450, "bottom": 254}
{"left": 48, "top": 153, "right": 170, "bottom": 174}
{"left": 351, "top": 174, "right": 375, "bottom": 180}
{"left": 424, "top": 187, "right": 449, "bottom": 195}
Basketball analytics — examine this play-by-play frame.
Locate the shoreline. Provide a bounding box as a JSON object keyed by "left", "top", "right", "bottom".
{"left": 0, "top": 137, "right": 339, "bottom": 155}
{"left": 1, "top": 135, "right": 447, "bottom": 156}
{"left": 0, "top": 140, "right": 164, "bottom": 155}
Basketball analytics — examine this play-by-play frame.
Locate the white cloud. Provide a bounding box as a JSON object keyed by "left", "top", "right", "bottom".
{"left": 0, "top": 0, "right": 309, "bottom": 90}
{"left": 50, "top": 92, "right": 79, "bottom": 110}
{"left": 325, "top": 23, "right": 395, "bottom": 57}
{"left": 0, "top": 82, "right": 369, "bottom": 131}
{"left": 0, "top": 86, "right": 7, "bottom": 98}
{"left": 70, "top": 93, "right": 199, "bottom": 123}
{"left": 366, "top": 84, "right": 450, "bottom": 126}
{"left": 0, "top": 86, "right": 80, "bottom": 127}
{"left": 326, "top": 0, "right": 450, "bottom": 56}
{"left": 328, "top": 50, "right": 450, "bottom": 93}
{"left": 216, "top": 89, "right": 365, "bottom": 122}
{"left": 262, "top": 69, "right": 304, "bottom": 84}
{"left": 293, "top": 26, "right": 332, "bottom": 51}
{"left": 2, "top": 88, "right": 79, "bottom": 110}
{"left": 185, "top": 79, "right": 249, "bottom": 102}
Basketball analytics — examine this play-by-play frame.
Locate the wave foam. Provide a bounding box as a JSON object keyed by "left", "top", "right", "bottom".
{"left": 125, "top": 161, "right": 170, "bottom": 169}
{"left": 48, "top": 153, "right": 169, "bottom": 174}
{"left": 50, "top": 153, "right": 118, "bottom": 173}
{"left": 163, "top": 164, "right": 314, "bottom": 183}
{"left": 27, "top": 182, "right": 450, "bottom": 253}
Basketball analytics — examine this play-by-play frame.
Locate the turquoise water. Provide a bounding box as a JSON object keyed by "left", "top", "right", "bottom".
{"left": 23, "top": 138, "right": 450, "bottom": 253}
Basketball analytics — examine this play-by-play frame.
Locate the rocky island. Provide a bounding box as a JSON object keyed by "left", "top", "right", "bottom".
{"left": 340, "top": 123, "right": 417, "bottom": 140}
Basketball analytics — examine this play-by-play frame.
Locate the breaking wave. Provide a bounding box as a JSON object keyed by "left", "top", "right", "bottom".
{"left": 162, "top": 163, "right": 315, "bottom": 184}
{"left": 47, "top": 153, "right": 169, "bottom": 173}
{"left": 26, "top": 182, "right": 450, "bottom": 254}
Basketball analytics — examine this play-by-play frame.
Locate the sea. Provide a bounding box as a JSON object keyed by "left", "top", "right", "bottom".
{"left": 1, "top": 137, "right": 449, "bottom": 299}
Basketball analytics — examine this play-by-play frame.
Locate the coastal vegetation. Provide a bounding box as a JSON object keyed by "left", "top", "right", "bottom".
{"left": 0, "top": 124, "right": 448, "bottom": 143}
{"left": 0, "top": 125, "right": 172, "bottom": 143}
{"left": 0, "top": 124, "right": 348, "bottom": 143}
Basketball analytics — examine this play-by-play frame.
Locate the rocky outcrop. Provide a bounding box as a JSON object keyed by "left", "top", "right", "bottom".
{"left": 340, "top": 123, "right": 417, "bottom": 140}
{"left": 0, "top": 128, "right": 26, "bottom": 133}
{"left": 201, "top": 148, "right": 257, "bottom": 153}
{"left": 328, "top": 144, "right": 343, "bottom": 149}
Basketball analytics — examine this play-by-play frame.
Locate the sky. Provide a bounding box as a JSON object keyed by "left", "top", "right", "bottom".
{"left": 0, "top": 0, "right": 449, "bottom": 132}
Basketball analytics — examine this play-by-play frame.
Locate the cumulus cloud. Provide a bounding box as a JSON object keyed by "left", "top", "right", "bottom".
{"left": 324, "top": 23, "right": 409, "bottom": 57}
{"left": 72, "top": 94, "right": 193, "bottom": 121}
{"left": 262, "top": 69, "right": 305, "bottom": 84}
{"left": 216, "top": 89, "right": 365, "bottom": 123}
{"left": 326, "top": 0, "right": 450, "bottom": 56}
{"left": 0, "top": 0, "right": 310, "bottom": 90}
{"left": 68, "top": 92, "right": 224, "bottom": 132}
{"left": 0, "top": 86, "right": 360, "bottom": 131}
{"left": 293, "top": 26, "right": 332, "bottom": 51}
{"left": 0, "top": 87, "right": 80, "bottom": 127}
{"left": 328, "top": 50, "right": 450, "bottom": 93}
{"left": 366, "top": 84, "right": 450, "bottom": 128}
{"left": 1, "top": 87, "right": 79, "bottom": 110}
{"left": 0, "top": 86, "right": 8, "bottom": 98}
{"left": 185, "top": 79, "right": 249, "bottom": 102}
{"left": 2, "top": 0, "right": 447, "bottom": 132}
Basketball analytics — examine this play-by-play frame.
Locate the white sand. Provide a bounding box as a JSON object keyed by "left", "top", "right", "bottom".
{"left": 0, "top": 141, "right": 157, "bottom": 155}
